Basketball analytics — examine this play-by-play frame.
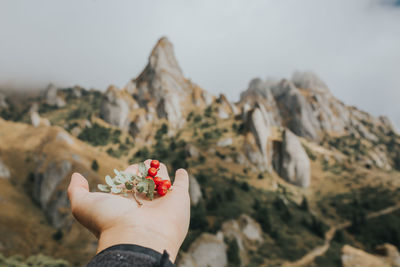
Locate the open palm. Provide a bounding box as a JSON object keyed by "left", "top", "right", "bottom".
{"left": 67, "top": 160, "right": 190, "bottom": 262}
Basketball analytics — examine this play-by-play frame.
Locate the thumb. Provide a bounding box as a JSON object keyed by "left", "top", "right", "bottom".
{"left": 172, "top": 169, "right": 189, "bottom": 192}
{"left": 68, "top": 172, "right": 89, "bottom": 211}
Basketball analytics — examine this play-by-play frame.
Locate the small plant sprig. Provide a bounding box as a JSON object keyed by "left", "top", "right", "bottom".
{"left": 97, "top": 160, "right": 171, "bottom": 206}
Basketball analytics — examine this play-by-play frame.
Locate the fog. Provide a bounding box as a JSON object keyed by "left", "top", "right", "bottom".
{"left": 0, "top": 0, "right": 399, "bottom": 129}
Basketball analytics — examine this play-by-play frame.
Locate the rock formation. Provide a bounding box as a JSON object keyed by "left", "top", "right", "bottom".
{"left": 273, "top": 129, "right": 310, "bottom": 187}
{"left": 0, "top": 158, "right": 10, "bottom": 179}
{"left": 0, "top": 92, "right": 8, "bottom": 109}
{"left": 123, "top": 37, "right": 213, "bottom": 131}
{"left": 239, "top": 72, "right": 397, "bottom": 172}
{"left": 44, "top": 84, "right": 66, "bottom": 108}
{"left": 178, "top": 233, "right": 227, "bottom": 267}
{"left": 99, "top": 85, "right": 134, "bottom": 129}
{"left": 341, "top": 245, "right": 397, "bottom": 267}
{"left": 375, "top": 243, "right": 400, "bottom": 267}
{"left": 33, "top": 159, "right": 72, "bottom": 228}
{"left": 242, "top": 105, "right": 275, "bottom": 172}
{"left": 30, "top": 111, "right": 51, "bottom": 127}
{"left": 189, "top": 175, "right": 202, "bottom": 206}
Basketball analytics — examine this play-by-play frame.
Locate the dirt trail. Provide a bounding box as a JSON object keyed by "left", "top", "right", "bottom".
{"left": 282, "top": 203, "right": 400, "bottom": 267}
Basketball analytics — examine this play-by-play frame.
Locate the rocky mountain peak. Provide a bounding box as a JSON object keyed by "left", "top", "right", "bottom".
{"left": 292, "top": 71, "right": 330, "bottom": 93}
{"left": 134, "top": 37, "right": 189, "bottom": 104}
{"left": 148, "top": 37, "right": 184, "bottom": 78}
{"left": 122, "top": 37, "right": 211, "bottom": 128}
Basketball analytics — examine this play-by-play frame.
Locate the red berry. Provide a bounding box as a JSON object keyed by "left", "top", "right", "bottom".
{"left": 148, "top": 167, "right": 158, "bottom": 177}
{"left": 153, "top": 176, "right": 163, "bottom": 186}
{"left": 162, "top": 180, "right": 171, "bottom": 189}
{"left": 146, "top": 176, "right": 153, "bottom": 180}
{"left": 157, "top": 185, "right": 168, "bottom": 196}
{"left": 150, "top": 160, "right": 160, "bottom": 169}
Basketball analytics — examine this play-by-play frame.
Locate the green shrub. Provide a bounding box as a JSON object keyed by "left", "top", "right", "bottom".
{"left": 78, "top": 123, "right": 112, "bottom": 146}
{"left": 225, "top": 237, "right": 241, "bottom": 267}
{"left": 0, "top": 253, "right": 70, "bottom": 267}
{"left": 91, "top": 160, "right": 99, "bottom": 171}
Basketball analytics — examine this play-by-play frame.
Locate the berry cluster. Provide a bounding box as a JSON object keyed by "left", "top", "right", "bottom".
{"left": 146, "top": 160, "right": 171, "bottom": 196}
{"left": 97, "top": 159, "right": 171, "bottom": 206}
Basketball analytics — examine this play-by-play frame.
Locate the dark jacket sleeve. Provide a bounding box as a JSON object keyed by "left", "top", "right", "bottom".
{"left": 86, "top": 244, "right": 175, "bottom": 267}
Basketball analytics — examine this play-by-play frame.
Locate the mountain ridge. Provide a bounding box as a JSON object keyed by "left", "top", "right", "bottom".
{"left": 0, "top": 37, "right": 399, "bottom": 267}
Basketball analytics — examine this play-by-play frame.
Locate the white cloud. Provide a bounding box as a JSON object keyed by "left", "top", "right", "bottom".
{"left": 0, "top": 0, "right": 399, "bottom": 129}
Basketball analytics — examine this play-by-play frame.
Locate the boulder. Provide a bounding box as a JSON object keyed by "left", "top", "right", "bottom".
{"left": 375, "top": 243, "right": 400, "bottom": 267}
{"left": 217, "top": 138, "right": 233, "bottom": 147}
{"left": 178, "top": 233, "right": 227, "bottom": 267}
{"left": 189, "top": 175, "right": 202, "bottom": 206}
{"left": 238, "top": 214, "right": 263, "bottom": 243}
{"left": 33, "top": 160, "right": 72, "bottom": 228}
{"left": 341, "top": 245, "right": 391, "bottom": 267}
{"left": 186, "top": 144, "right": 199, "bottom": 158}
{"left": 273, "top": 129, "right": 310, "bottom": 188}
{"left": 0, "top": 92, "right": 8, "bottom": 109}
{"left": 242, "top": 106, "right": 274, "bottom": 171}
{"left": 44, "top": 84, "right": 66, "bottom": 108}
{"left": 100, "top": 85, "right": 132, "bottom": 129}
{"left": 30, "top": 112, "right": 51, "bottom": 128}
{"left": 220, "top": 214, "right": 263, "bottom": 266}
{"left": 0, "top": 158, "right": 11, "bottom": 179}
{"left": 72, "top": 87, "right": 82, "bottom": 98}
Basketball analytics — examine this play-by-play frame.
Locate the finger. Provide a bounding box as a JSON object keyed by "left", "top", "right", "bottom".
{"left": 158, "top": 163, "right": 170, "bottom": 181}
{"left": 68, "top": 172, "right": 90, "bottom": 211}
{"left": 172, "top": 169, "right": 189, "bottom": 192}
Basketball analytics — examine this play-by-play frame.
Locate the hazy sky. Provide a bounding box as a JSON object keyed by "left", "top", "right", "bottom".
{"left": 1, "top": 0, "right": 400, "bottom": 129}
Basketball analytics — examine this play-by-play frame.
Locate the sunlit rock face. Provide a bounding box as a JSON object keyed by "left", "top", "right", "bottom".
{"left": 238, "top": 71, "right": 397, "bottom": 172}
{"left": 273, "top": 129, "right": 311, "bottom": 188}
{"left": 189, "top": 175, "right": 202, "bottom": 206}
{"left": 177, "top": 233, "right": 227, "bottom": 267}
{"left": 0, "top": 158, "right": 10, "bottom": 179}
{"left": 100, "top": 85, "right": 133, "bottom": 129}
{"left": 121, "top": 37, "right": 213, "bottom": 132}
{"left": 241, "top": 72, "right": 396, "bottom": 143}
{"left": 341, "top": 245, "right": 393, "bottom": 267}
{"left": 242, "top": 106, "right": 274, "bottom": 172}
{"left": 44, "top": 84, "right": 66, "bottom": 108}
{"left": 127, "top": 37, "right": 191, "bottom": 127}
{"left": 33, "top": 159, "right": 72, "bottom": 228}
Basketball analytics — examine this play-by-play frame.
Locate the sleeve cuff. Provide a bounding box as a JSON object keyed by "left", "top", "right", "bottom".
{"left": 87, "top": 244, "right": 175, "bottom": 267}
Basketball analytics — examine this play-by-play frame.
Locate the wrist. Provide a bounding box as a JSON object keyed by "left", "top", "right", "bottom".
{"left": 97, "top": 225, "right": 179, "bottom": 262}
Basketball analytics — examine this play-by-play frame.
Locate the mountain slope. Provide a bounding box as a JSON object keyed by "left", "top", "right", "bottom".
{"left": 0, "top": 37, "right": 399, "bottom": 266}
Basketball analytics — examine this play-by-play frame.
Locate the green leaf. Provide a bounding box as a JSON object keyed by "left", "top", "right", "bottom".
{"left": 111, "top": 187, "right": 122, "bottom": 194}
{"left": 133, "top": 175, "right": 143, "bottom": 182}
{"left": 125, "top": 182, "right": 133, "bottom": 190}
{"left": 114, "top": 169, "right": 121, "bottom": 176}
{"left": 97, "top": 184, "right": 110, "bottom": 192}
{"left": 137, "top": 181, "right": 148, "bottom": 193}
{"left": 105, "top": 175, "right": 113, "bottom": 186}
{"left": 138, "top": 162, "right": 147, "bottom": 177}
{"left": 122, "top": 172, "right": 134, "bottom": 182}
{"left": 146, "top": 179, "right": 155, "bottom": 200}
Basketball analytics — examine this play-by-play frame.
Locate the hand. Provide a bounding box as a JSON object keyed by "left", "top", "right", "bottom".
{"left": 67, "top": 159, "right": 190, "bottom": 262}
